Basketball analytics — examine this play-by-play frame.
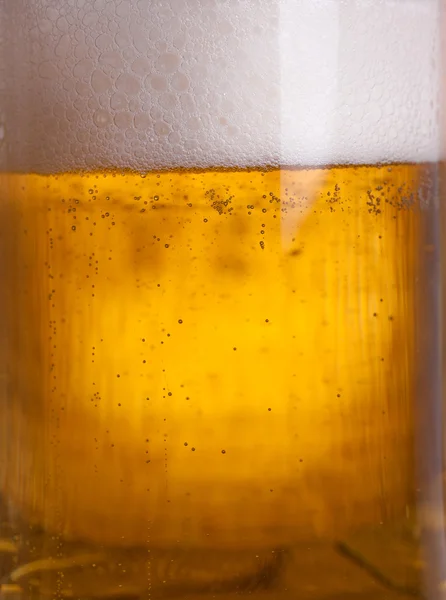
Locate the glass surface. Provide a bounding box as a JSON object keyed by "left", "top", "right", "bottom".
{"left": 0, "top": 1, "right": 444, "bottom": 598}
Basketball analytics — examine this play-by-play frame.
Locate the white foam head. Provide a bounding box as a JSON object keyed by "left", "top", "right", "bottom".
{"left": 0, "top": 0, "right": 441, "bottom": 172}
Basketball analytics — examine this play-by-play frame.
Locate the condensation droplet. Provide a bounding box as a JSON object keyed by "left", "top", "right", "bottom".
{"left": 56, "top": 16, "right": 69, "bottom": 32}
{"left": 93, "top": 109, "right": 112, "bottom": 128}
{"left": 99, "top": 51, "right": 124, "bottom": 70}
{"left": 95, "top": 33, "right": 113, "bottom": 50}
{"left": 156, "top": 53, "right": 181, "bottom": 74}
{"left": 116, "top": 73, "right": 141, "bottom": 95}
{"left": 149, "top": 75, "right": 167, "bottom": 92}
{"left": 75, "top": 81, "right": 91, "bottom": 97}
{"left": 134, "top": 113, "right": 152, "bottom": 131}
{"left": 91, "top": 70, "right": 112, "bottom": 93}
{"left": 114, "top": 112, "right": 133, "bottom": 130}
{"left": 110, "top": 93, "right": 128, "bottom": 111}
{"left": 38, "top": 19, "right": 53, "bottom": 35}
{"left": 171, "top": 72, "right": 189, "bottom": 92}
{"left": 115, "top": 30, "right": 131, "bottom": 49}
{"left": 83, "top": 11, "right": 99, "bottom": 27}
{"left": 55, "top": 34, "right": 71, "bottom": 57}
{"left": 45, "top": 7, "right": 59, "bottom": 21}
{"left": 131, "top": 57, "right": 150, "bottom": 76}
{"left": 159, "top": 93, "right": 177, "bottom": 111}
{"left": 168, "top": 131, "right": 180, "bottom": 145}
{"left": 154, "top": 121, "right": 170, "bottom": 136}
{"left": 73, "top": 58, "right": 94, "bottom": 79}
{"left": 187, "top": 117, "right": 201, "bottom": 132}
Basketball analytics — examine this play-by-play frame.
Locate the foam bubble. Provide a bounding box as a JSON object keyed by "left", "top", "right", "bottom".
{"left": 0, "top": 0, "right": 441, "bottom": 172}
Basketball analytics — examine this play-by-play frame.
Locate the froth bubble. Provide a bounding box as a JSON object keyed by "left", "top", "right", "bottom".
{"left": 0, "top": 0, "right": 441, "bottom": 173}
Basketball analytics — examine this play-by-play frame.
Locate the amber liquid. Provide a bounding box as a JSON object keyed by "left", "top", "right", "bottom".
{"left": 0, "top": 164, "right": 438, "bottom": 598}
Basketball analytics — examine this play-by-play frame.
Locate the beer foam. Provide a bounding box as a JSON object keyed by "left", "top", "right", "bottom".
{"left": 0, "top": 0, "right": 441, "bottom": 172}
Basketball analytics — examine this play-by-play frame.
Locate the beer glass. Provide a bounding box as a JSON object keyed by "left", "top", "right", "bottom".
{"left": 0, "top": 0, "right": 444, "bottom": 598}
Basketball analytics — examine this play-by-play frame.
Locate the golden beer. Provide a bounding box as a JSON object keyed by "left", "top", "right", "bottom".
{"left": 0, "top": 0, "right": 442, "bottom": 595}
{"left": 0, "top": 162, "right": 431, "bottom": 597}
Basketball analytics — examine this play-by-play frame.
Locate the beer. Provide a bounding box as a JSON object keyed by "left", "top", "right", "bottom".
{"left": 0, "top": 0, "right": 443, "bottom": 596}
{"left": 0, "top": 163, "right": 434, "bottom": 597}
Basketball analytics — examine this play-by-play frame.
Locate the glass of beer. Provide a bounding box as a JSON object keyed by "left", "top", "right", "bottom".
{"left": 0, "top": 0, "right": 444, "bottom": 598}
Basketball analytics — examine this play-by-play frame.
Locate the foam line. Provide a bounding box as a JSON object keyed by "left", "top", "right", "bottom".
{"left": 0, "top": 0, "right": 441, "bottom": 172}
